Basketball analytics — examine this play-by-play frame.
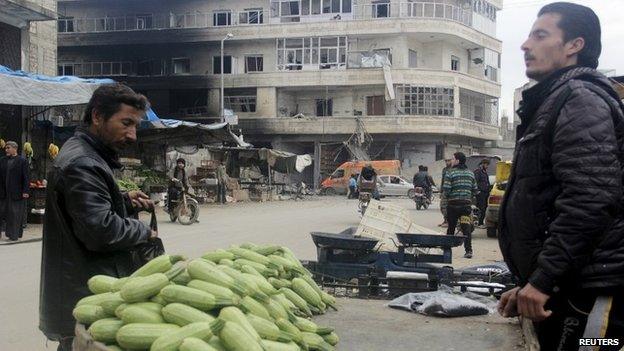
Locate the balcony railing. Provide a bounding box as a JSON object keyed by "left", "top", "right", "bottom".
{"left": 58, "top": 2, "right": 492, "bottom": 35}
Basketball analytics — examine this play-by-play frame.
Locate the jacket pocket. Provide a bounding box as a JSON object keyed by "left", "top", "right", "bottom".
{"left": 514, "top": 131, "right": 543, "bottom": 177}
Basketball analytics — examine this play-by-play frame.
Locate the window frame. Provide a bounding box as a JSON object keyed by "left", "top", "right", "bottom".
{"left": 213, "top": 56, "right": 233, "bottom": 74}
{"left": 172, "top": 57, "right": 191, "bottom": 75}
{"left": 213, "top": 10, "right": 232, "bottom": 26}
{"left": 245, "top": 55, "right": 264, "bottom": 73}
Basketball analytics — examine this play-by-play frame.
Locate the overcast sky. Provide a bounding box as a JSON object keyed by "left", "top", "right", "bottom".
{"left": 498, "top": 0, "right": 624, "bottom": 120}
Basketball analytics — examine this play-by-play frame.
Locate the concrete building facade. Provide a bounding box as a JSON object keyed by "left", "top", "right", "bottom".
{"left": 0, "top": 0, "right": 57, "bottom": 145}
{"left": 57, "top": 0, "right": 503, "bottom": 187}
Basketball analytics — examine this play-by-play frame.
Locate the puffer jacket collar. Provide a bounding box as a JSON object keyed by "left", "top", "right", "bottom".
{"left": 74, "top": 127, "right": 122, "bottom": 170}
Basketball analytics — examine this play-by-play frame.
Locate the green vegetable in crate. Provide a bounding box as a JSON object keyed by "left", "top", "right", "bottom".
{"left": 172, "top": 270, "right": 192, "bottom": 285}
{"left": 187, "top": 280, "right": 239, "bottom": 301}
{"left": 264, "top": 295, "right": 290, "bottom": 320}
{"left": 104, "top": 345, "right": 123, "bottom": 351}
{"left": 245, "top": 313, "right": 293, "bottom": 342}
{"left": 164, "top": 263, "right": 187, "bottom": 280}
{"left": 120, "top": 273, "right": 169, "bottom": 303}
{"left": 301, "top": 332, "right": 335, "bottom": 351}
{"left": 290, "top": 314, "right": 333, "bottom": 335}
{"left": 76, "top": 292, "right": 115, "bottom": 307}
{"left": 233, "top": 259, "right": 279, "bottom": 277}
{"left": 275, "top": 318, "right": 305, "bottom": 345}
{"left": 272, "top": 293, "right": 297, "bottom": 312}
{"left": 160, "top": 285, "right": 239, "bottom": 311}
{"left": 218, "top": 306, "right": 262, "bottom": 342}
{"left": 228, "top": 247, "right": 273, "bottom": 267}
{"left": 115, "top": 302, "right": 163, "bottom": 319}
{"left": 150, "top": 321, "right": 220, "bottom": 351}
{"left": 240, "top": 296, "right": 273, "bottom": 321}
{"left": 130, "top": 254, "right": 185, "bottom": 278}
{"left": 212, "top": 320, "right": 264, "bottom": 351}
{"left": 216, "top": 265, "right": 260, "bottom": 297}
{"left": 268, "top": 277, "right": 292, "bottom": 289}
{"left": 187, "top": 259, "right": 247, "bottom": 296}
{"left": 87, "top": 275, "right": 119, "bottom": 294}
{"left": 240, "top": 264, "right": 264, "bottom": 278}
{"left": 73, "top": 305, "right": 111, "bottom": 325}
{"left": 161, "top": 303, "right": 215, "bottom": 326}
{"left": 261, "top": 340, "right": 302, "bottom": 351}
{"left": 322, "top": 332, "right": 339, "bottom": 346}
{"left": 218, "top": 259, "right": 234, "bottom": 267}
{"left": 88, "top": 318, "right": 124, "bottom": 344}
{"left": 201, "top": 249, "right": 235, "bottom": 263}
{"left": 242, "top": 272, "right": 279, "bottom": 295}
{"left": 279, "top": 246, "right": 309, "bottom": 273}
{"left": 291, "top": 278, "right": 323, "bottom": 310}
{"left": 110, "top": 277, "right": 131, "bottom": 292}
{"left": 208, "top": 337, "right": 227, "bottom": 351}
{"left": 100, "top": 292, "right": 126, "bottom": 315}
{"left": 151, "top": 293, "right": 168, "bottom": 305}
{"left": 280, "top": 288, "right": 313, "bottom": 317}
{"left": 179, "top": 337, "right": 219, "bottom": 351}
{"left": 116, "top": 323, "right": 180, "bottom": 350}
{"left": 251, "top": 245, "right": 282, "bottom": 256}
{"left": 120, "top": 305, "right": 165, "bottom": 324}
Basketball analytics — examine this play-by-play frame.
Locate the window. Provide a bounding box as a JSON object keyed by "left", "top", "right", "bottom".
{"left": 485, "top": 65, "right": 497, "bottom": 81}
{"left": 372, "top": 1, "right": 390, "bottom": 18}
{"left": 213, "top": 11, "right": 232, "bottom": 26}
{"left": 396, "top": 85, "right": 454, "bottom": 116}
{"left": 213, "top": 56, "right": 232, "bottom": 74}
{"left": 240, "top": 8, "right": 264, "bottom": 24}
{"left": 311, "top": 0, "right": 322, "bottom": 14}
{"left": 225, "top": 88, "right": 257, "bottom": 112}
{"left": 451, "top": 55, "right": 460, "bottom": 71}
{"left": 58, "top": 17, "right": 74, "bottom": 33}
{"left": 245, "top": 55, "right": 263, "bottom": 72}
{"left": 316, "top": 99, "right": 333, "bottom": 116}
{"left": 278, "top": 36, "right": 346, "bottom": 70}
{"left": 342, "top": 0, "right": 352, "bottom": 13}
{"left": 172, "top": 58, "right": 190, "bottom": 74}
{"left": 58, "top": 64, "right": 74, "bottom": 76}
{"left": 409, "top": 50, "right": 418, "bottom": 68}
{"left": 281, "top": 1, "right": 300, "bottom": 16}
{"left": 136, "top": 14, "right": 153, "bottom": 29}
{"left": 322, "top": 0, "right": 341, "bottom": 13}
{"left": 331, "top": 169, "right": 345, "bottom": 179}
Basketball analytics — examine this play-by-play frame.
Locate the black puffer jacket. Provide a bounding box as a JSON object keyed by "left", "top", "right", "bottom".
{"left": 499, "top": 67, "right": 624, "bottom": 295}
{"left": 39, "top": 129, "right": 151, "bottom": 338}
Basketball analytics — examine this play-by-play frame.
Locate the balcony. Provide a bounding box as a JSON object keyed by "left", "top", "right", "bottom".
{"left": 57, "top": 2, "right": 500, "bottom": 50}
{"left": 237, "top": 115, "right": 500, "bottom": 141}
{"left": 209, "top": 68, "right": 500, "bottom": 98}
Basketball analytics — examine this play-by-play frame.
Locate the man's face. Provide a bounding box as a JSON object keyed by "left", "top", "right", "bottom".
{"left": 5, "top": 145, "right": 16, "bottom": 157}
{"left": 452, "top": 158, "right": 459, "bottom": 167}
{"left": 521, "top": 13, "right": 583, "bottom": 81}
{"left": 177, "top": 162, "right": 185, "bottom": 169}
{"left": 91, "top": 104, "right": 142, "bottom": 151}
{"left": 482, "top": 163, "right": 489, "bottom": 170}
{"left": 445, "top": 160, "right": 453, "bottom": 167}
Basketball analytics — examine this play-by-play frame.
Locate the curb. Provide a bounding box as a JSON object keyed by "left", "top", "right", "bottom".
{"left": 0, "top": 237, "right": 43, "bottom": 246}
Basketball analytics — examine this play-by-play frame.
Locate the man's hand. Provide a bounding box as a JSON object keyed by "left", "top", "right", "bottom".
{"left": 517, "top": 283, "right": 552, "bottom": 321}
{"left": 127, "top": 190, "right": 154, "bottom": 211}
{"left": 22, "top": 193, "right": 29, "bottom": 199}
{"left": 498, "top": 287, "right": 520, "bottom": 318}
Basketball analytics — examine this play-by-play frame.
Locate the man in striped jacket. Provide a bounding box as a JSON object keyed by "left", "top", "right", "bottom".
{"left": 442, "top": 152, "right": 478, "bottom": 258}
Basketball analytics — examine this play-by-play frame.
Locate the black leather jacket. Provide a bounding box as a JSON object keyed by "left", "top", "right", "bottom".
{"left": 39, "top": 128, "right": 151, "bottom": 338}
{"left": 499, "top": 67, "right": 624, "bottom": 294}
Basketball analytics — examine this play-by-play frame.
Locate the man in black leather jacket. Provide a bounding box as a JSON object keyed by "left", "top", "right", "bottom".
{"left": 497, "top": 3, "right": 624, "bottom": 350}
{"left": 39, "top": 84, "right": 157, "bottom": 350}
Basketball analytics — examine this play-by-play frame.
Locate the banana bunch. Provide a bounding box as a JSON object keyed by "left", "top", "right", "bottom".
{"left": 48, "top": 143, "right": 59, "bottom": 159}
{"left": 24, "top": 142, "right": 33, "bottom": 158}
{"left": 0, "top": 139, "right": 5, "bottom": 149}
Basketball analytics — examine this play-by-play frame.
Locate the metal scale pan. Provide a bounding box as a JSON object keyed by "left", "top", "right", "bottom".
{"left": 395, "top": 233, "right": 464, "bottom": 249}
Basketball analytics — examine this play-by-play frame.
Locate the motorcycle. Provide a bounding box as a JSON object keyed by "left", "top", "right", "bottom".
{"left": 358, "top": 191, "right": 372, "bottom": 216}
{"left": 413, "top": 186, "right": 430, "bottom": 210}
{"left": 165, "top": 178, "right": 199, "bottom": 225}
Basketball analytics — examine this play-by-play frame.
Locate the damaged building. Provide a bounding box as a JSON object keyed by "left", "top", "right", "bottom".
{"left": 57, "top": 0, "right": 503, "bottom": 188}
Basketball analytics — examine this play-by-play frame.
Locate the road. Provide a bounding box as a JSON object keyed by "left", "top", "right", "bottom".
{"left": 0, "top": 196, "right": 507, "bottom": 350}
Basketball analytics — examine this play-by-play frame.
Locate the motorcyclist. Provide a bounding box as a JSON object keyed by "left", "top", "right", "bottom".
{"left": 357, "top": 164, "right": 379, "bottom": 200}
{"left": 412, "top": 165, "right": 433, "bottom": 201}
{"left": 168, "top": 158, "right": 188, "bottom": 210}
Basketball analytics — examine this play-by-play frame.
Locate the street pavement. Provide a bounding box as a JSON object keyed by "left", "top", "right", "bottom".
{"left": 0, "top": 196, "right": 509, "bottom": 350}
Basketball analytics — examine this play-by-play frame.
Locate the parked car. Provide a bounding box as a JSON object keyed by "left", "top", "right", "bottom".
{"left": 377, "top": 175, "right": 415, "bottom": 198}
{"left": 485, "top": 161, "right": 512, "bottom": 238}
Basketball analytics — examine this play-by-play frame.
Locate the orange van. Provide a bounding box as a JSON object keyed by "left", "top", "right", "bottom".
{"left": 321, "top": 160, "right": 401, "bottom": 195}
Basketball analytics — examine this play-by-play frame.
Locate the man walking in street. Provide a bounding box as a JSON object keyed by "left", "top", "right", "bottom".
{"left": 497, "top": 3, "right": 624, "bottom": 350}
{"left": 39, "top": 84, "right": 157, "bottom": 350}
{"left": 473, "top": 159, "right": 490, "bottom": 227}
{"left": 0, "top": 141, "right": 29, "bottom": 241}
{"left": 216, "top": 163, "right": 229, "bottom": 204}
{"left": 438, "top": 158, "right": 453, "bottom": 227}
{"left": 347, "top": 174, "right": 357, "bottom": 199}
{"left": 442, "top": 152, "right": 477, "bottom": 258}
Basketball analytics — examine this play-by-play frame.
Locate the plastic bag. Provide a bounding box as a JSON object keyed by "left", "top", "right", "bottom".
{"left": 387, "top": 285, "right": 492, "bottom": 317}
{"left": 132, "top": 210, "right": 165, "bottom": 267}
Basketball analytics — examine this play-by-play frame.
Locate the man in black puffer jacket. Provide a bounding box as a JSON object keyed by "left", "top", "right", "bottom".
{"left": 497, "top": 3, "right": 624, "bottom": 350}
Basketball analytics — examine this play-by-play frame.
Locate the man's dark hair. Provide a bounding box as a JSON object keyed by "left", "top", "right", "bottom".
{"left": 83, "top": 83, "right": 148, "bottom": 124}
{"left": 538, "top": 2, "right": 601, "bottom": 69}
{"left": 176, "top": 158, "right": 186, "bottom": 165}
{"left": 454, "top": 152, "right": 466, "bottom": 165}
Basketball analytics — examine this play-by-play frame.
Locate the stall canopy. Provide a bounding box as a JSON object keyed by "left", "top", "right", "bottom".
{"left": 0, "top": 65, "right": 114, "bottom": 106}
{"left": 210, "top": 147, "right": 312, "bottom": 174}
{"left": 139, "top": 110, "right": 250, "bottom": 148}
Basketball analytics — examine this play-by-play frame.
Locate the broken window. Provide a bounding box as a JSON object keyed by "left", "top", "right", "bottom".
{"left": 245, "top": 55, "right": 264, "bottom": 72}
{"left": 316, "top": 99, "right": 333, "bottom": 116}
{"left": 372, "top": 1, "right": 390, "bottom": 18}
{"left": 225, "top": 88, "right": 257, "bottom": 112}
{"left": 213, "top": 11, "right": 232, "bottom": 26}
{"left": 172, "top": 58, "right": 190, "bottom": 75}
{"left": 240, "top": 8, "right": 264, "bottom": 24}
{"left": 213, "top": 56, "right": 232, "bottom": 74}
